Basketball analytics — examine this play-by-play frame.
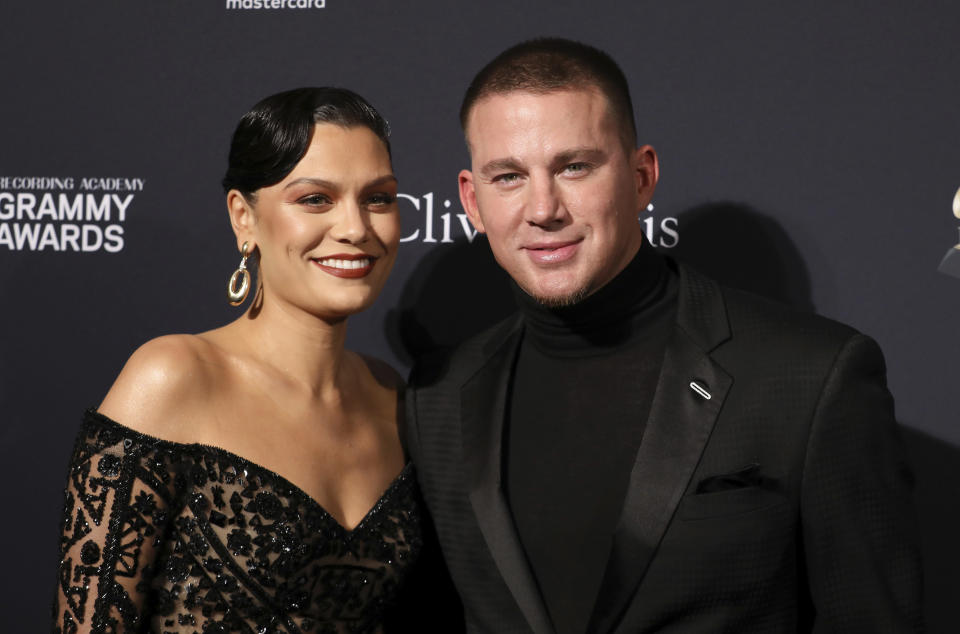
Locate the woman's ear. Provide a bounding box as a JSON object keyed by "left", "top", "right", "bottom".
{"left": 227, "top": 190, "right": 257, "bottom": 252}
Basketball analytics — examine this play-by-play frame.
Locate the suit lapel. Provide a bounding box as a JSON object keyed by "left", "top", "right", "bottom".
{"left": 587, "top": 265, "right": 734, "bottom": 633}
{"left": 461, "top": 319, "right": 554, "bottom": 634}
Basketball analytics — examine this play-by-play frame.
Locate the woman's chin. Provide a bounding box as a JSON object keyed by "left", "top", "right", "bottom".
{"left": 309, "top": 295, "right": 379, "bottom": 322}
{"left": 256, "top": 283, "right": 385, "bottom": 323}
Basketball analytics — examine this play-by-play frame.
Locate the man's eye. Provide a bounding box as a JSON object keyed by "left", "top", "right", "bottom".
{"left": 493, "top": 173, "right": 521, "bottom": 184}
{"left": 564, "top": 162, "right": 590, "bottom": 174}
{"left": 298, "top": 193, "right": 332, "bottom": 206}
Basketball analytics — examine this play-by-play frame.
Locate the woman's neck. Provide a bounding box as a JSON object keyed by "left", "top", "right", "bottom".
{"left": 226, "top": 290, "right": 355, "bottom": 401}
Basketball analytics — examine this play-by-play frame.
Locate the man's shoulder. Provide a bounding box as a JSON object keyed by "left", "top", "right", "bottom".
{"left": 684, "top": 266, "right": 862, "bottom": 359}
{"left": 725, "top": 284, "right": 855, "bottom": 338}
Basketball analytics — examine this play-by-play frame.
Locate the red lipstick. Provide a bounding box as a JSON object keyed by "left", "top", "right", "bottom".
{"left": 312, "top": 253, "right": 377, "bottom": 279}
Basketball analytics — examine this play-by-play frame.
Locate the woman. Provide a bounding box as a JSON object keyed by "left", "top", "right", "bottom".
{"left": 53, "top": 87, "right": 418, "bottom": 633}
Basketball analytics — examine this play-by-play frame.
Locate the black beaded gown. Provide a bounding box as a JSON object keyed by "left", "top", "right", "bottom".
{"left": 53, "top": 409, "right": 423, "bottom": 634}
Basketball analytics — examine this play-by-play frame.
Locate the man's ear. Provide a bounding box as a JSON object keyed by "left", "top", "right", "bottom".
{"left": 458, "top": 169, "right": 486, "bottom": 233}
{"left": 226, "top": 190, "right": 257, "bottom": 252}
{"left": 633, "top": 144, "right": 659, "bottom": 208}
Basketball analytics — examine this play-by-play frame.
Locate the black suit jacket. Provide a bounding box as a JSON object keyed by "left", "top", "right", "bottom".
{"left": 406, "top": 264, "right": 923, "bottom": 633}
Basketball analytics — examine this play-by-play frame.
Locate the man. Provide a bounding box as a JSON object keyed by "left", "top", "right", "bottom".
{"left": 406, "top": 38, "right": 922, "bottom": 633}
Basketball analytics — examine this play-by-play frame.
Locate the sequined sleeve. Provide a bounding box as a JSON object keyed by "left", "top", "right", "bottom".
{"left": 54, "top": 412, "right": 182, "bottom": 633}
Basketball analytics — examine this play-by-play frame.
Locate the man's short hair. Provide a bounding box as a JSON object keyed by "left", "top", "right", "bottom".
{"left": 459, "top": 38, "right": 638, "bottom": 148}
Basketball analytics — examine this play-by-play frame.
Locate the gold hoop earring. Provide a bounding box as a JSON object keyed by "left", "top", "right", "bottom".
{"left": 227, "top": 241, "right": 251, "bottom": 306}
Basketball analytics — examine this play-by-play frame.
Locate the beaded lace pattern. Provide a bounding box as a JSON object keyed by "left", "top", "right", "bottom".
{"left": 53, "top": 410, "right": 422, "bottom": 633}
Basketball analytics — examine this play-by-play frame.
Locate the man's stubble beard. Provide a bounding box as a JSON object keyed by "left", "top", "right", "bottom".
{"left": 522, "top": 283, "right": 591, "bottom": 309}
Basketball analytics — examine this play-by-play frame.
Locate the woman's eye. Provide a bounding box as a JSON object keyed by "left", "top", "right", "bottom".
{"left": 366, "top": 193, "right": 396, "bottom": 206}
{"left": 298, "top": 193, "right": 331, "bottom": 206}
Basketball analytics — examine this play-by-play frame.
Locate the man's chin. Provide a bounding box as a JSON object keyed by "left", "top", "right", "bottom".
{"left": 524, "top": 284, "right": 590, "bottom": 308}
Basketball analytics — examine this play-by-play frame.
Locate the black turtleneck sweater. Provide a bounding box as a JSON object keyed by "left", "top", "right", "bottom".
{"left": 505, "top": 245, "right": 678, "bottom": 634}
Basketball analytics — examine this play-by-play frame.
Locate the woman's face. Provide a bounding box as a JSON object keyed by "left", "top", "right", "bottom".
{"left": 236, "top": 124, "right": 400, "bottom": 321}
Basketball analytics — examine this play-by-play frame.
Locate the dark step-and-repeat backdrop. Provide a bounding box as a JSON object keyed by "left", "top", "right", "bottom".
{"left": 2, "top": 1, "right": 957, "bottom": 630}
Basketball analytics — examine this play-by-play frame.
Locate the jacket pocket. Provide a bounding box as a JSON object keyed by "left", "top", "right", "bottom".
{"left": 676, "top": 485, "right": 788, "bottom": 521}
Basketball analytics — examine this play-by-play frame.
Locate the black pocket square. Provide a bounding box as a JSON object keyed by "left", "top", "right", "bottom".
{"left": 696, "top": 463, "right": 762, "bottom": 494}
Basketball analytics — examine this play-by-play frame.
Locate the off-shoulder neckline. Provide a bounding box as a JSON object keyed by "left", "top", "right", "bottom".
{"left": 83, "top": 408, "right": 414, "bottom": 535}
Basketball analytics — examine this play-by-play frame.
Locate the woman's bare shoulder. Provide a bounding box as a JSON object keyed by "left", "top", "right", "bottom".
{"left": 98, "top": 334, "right": 220, "bottom": 439}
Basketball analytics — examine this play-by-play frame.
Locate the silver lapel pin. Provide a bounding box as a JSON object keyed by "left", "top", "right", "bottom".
{"left": 689, "top": 381, "right": 712, "bottom": 400}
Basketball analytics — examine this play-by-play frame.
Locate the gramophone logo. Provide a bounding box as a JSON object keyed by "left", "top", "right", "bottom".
{"left": 937, "top": 186, "right": 960, "bottom": 279}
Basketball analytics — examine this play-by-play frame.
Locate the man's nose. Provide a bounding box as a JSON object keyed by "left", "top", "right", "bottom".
{"left": 524, "top": 175, "right": 566, "bottom": 226}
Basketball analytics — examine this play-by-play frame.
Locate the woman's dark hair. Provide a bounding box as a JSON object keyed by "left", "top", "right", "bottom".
{"left": 221, "top": 87, "right": 391, "bottom": 198}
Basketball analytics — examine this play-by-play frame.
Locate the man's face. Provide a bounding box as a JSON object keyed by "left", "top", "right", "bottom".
{"left": 459, "top": 88, "right": 658, "bottom": 305}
